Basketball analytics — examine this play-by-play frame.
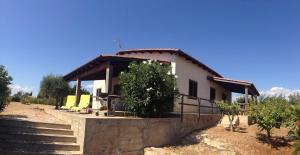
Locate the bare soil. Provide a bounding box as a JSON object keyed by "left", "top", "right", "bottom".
{"left": 0, "top": 102, "right": 64, "bottom": 123}
{"left": 145, "top": 124, "right": 293, "bottom": 155}
{"left": 1, "top": 102, "right": 294, "bottom": 154}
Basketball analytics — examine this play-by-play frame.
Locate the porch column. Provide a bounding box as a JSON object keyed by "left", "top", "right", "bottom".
{"left": 75, "top": 78, "right": 81, "bottom": 105}
{"left": 106, "top": 62, "right": 113, "bottom": 111}
{"left": 244, "top": 86, "right": 249, "bottom": 104}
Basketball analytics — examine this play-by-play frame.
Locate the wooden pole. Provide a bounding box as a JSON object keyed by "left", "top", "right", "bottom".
{"left": 75, "top": 78, "right": 81, "bottom": 106}
{"left": 197, "top": 98, "right": 201, "bottom": 121}
{"left": 181, "top": 95, "right": 184, "bottom": 122}
{"left": 106, "top": 62, "right": 113, "bottom": 113}
{"left": 245, "top": 87, "right": 249, "bottom": 104}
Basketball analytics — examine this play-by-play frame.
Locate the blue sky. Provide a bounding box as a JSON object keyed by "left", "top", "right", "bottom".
{"left": 0, "top": 0, "right": 299, "bottom": 96}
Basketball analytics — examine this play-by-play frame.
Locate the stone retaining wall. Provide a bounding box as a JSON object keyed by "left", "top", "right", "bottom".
{"left": 45, "top": 109, "right": 221, "bottom": 155}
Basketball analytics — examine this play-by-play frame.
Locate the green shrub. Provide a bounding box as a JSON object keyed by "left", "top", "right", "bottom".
{"left": 249, "top": 96, "right": 296, "bottom": 140}
{"left": 21, "top": 96, "right": 56, "bottom": 105}
{"left": 120, "top": 60, "right": 177, "bottom": 117}
{"left": 0, "top": 65, "right": 12, "bottom": 112}
{"left": 215, "top": 101, "right": 240, "bottom": 132}
{"left": 11, "top": 91, "right": 32, "bottom": 102}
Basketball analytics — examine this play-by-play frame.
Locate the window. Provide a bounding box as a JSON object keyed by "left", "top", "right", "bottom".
{"left": 96, "top": 88, "right": 102, "bottom": 97}
{"left": 113, "top": 84, "right": 121, "bottom": 95}
{"left": 210, "top": 87, "right": 216, "bottom": 101}
{"left": 222, "top": 93, "right": 227, "bottom": 101}
{"left": 189, "top": 80, "right": 198, "bottom": 98}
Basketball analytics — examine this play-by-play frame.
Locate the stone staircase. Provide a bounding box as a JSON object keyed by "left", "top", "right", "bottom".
{"left": 0, "top": 119, "right": 81, "bottom": 155}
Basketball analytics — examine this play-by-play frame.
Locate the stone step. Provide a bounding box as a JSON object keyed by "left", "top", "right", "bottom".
{"left": 0, "top": 125, "right": 74, "bottom": 135}
{"left": 0, "top": 119, "right": 71, "bottom": 129}
{"left": 0, "top": 133, "right": 77, "bottom": 143}
{"left": 0, "top": 150, "right": 82, "bottom": 155}
{"left": 0, "top": 140, "right": 80, "bottom": 152}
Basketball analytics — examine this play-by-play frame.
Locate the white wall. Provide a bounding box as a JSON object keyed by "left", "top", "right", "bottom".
{"left": 92, "top": 78, "right": 120, "bottom": 109}
{"left": 92, "top": 80, "right": 105, "bottom": 109}
{"left": 174, "top": 56, "right": 231, "bottom": 113}
{"left": 92, "top": 52, "right": 232, "bottom": 113}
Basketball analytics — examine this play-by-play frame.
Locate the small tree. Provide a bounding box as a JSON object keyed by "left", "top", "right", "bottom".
{"left": 216, "top": 101, "right": 240, "bottom": 132}
{"left": 0, "top": 65, "right": 12, "bottom": 112}
{"left": 39, "top": 74, "right": 70, "bottom": 109}
{"left": 120, "top": 60, "right": 177, "bottom": 117}
{"left": 249, "top": 96, "right": 295, "bottom": 140}
{"left": 292, "top": 103, "right": 300, "bottom": 155}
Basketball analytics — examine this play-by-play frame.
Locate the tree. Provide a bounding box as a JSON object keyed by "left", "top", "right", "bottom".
{"left": 39, "top": 74, "right": 70, "bottom": 109}
{"left": 119, "top": 60, "right": 177, "bottom": 117}
{"left": 289, "top": 92, "right": 300, "bottom": 104}
{"left": 11, "top": 91, "right": 32, "bottom": 102}
{"left": 216, "top": 101, "right": 240, "bottom": 132}
{"left": 249, "top": 96, "right": 296, "bottom": 140}
{"left": 0, "top": 65, "right": 12, "bottom": 112}
{"left": 69, "top": 85, "right": 91, "bottom": 95}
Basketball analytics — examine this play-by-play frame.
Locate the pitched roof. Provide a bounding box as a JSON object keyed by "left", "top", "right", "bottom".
{"left": 63, "top": 55, "right": 148, "bottom": 81}
{"left": 116, "top": 48, "right": 223, "bottom": 77}
{"left": 211, "top": 77, "right": 260, "bottom": 96}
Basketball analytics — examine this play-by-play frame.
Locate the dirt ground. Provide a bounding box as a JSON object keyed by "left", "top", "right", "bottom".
{"left": 145, "top": 123, "right": 294, "bottom": 155}
{"left": 0, "top": 102, "right": 64, "bottom": 123}
{"left": 0, "top": 102, "right": 294, "bottom": 155}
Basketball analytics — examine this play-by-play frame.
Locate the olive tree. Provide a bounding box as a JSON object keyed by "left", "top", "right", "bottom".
{"left": 0, "top": 65, "right": 12, "bottom": 112}
{"left": 39, "top": 74, "right": 70, "bottom": 109}
{"left": 119, "top": 60, "right": 177, "bottom": 117}
{"left": 216, "top": 101, "right": 240, "bottom": 132}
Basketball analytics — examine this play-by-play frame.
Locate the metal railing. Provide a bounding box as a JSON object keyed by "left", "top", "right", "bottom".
{"left": 179, "top": 94, "right": 219, "bottom": 122}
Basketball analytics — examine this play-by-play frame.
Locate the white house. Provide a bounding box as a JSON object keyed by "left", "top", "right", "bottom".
{"left": 63, "top": 48, "right": 259, "bottom": 114}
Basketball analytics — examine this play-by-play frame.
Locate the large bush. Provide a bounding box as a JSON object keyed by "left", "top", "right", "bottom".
{"left": 39, "top": 74, "right": 70, "bottom": 109}
{"left": 0, "top": 65, "right": 12, "bottom": 112}
{"left": 120, "top": 60, "right": 177, "bottom": 117}
{"left": 249, "top": 96, "right": 296, "bottom": 140}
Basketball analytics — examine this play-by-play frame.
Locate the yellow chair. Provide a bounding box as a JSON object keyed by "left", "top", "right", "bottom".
{"left": 70, "top": 95, "right": 91, "bottom": 111}
{"left": 61, "top": 95, "right": 76, "bottom": 110}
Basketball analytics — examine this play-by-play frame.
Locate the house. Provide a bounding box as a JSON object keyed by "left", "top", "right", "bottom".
{"left": 63, "top": 48, "right": 259, "bottom": 113}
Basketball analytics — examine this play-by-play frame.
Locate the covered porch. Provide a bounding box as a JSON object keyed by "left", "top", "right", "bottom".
{"left": 63, "top": 55, "right": 147, "bottom": 113}
{"left": 209, "top": 76, "right": 260, "bottom": 111}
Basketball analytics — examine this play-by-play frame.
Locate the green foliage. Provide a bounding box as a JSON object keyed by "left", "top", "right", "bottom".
{"left": 69, "top": 85, "right": 91, "bottom": 95}
{"left": 249, "top": 96, "right": 296, "bottom": 139}
{"left": 292, "top": 102, "right": 300, "bottom": 155}
{"left": 216, "top": 101, "right": 240, "bottom": 131}
{"left": 21, "top": 96, "right": 56, "bottom": 105}
{"left": 0, "top": 65, "right": 12, "bottom": 112}
{"left": 11, "top": 91, "right": 32, "bottom": 102}
{"left": 119, "top": 60, "right": 177, "bottom": 117}
{"left": 289, "top": 93, "right": 300, "bottom": 104}
{"left": 39, "top": 74, "right": 70, "bottom": 109}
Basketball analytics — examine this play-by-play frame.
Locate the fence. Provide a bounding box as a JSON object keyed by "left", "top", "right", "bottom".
{"left": 179, "top": 94, "right": 219, "bottom": 122}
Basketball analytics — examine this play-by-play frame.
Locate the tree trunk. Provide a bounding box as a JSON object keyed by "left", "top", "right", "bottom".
{"left": 55, "top": 97, "right": 59, "bottom": 110}
{"left": 267, "top": 129, "right": 271, "bottom": 141}
{"left": 59, "top": 97, "right": 63, "bottom": 108}
{"left": 228, "top": 115, "right": 234, "bottom": 132}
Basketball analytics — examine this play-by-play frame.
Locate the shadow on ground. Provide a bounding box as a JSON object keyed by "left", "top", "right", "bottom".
{"left": 0, "top": 114, "right": 28, "bottom": 119}
{"left": 256, "top": 133, "right": 292, "bottom": 149}
{"left": 224, "top": 126, "right": 248, "bottom": 133}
